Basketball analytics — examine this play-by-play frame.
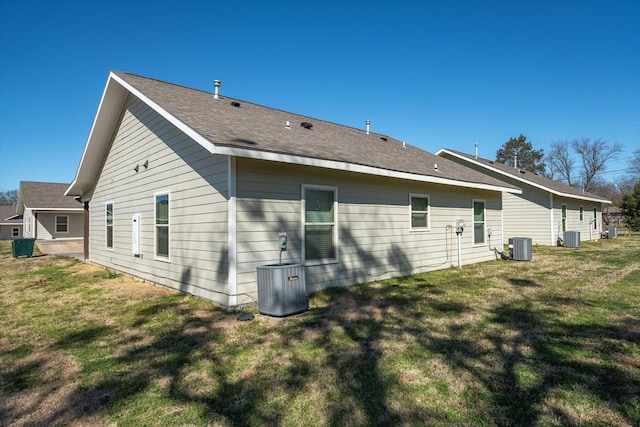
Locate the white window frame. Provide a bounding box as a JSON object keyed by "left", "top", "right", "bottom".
{"left": 154, "top": 191, "right": 171, "bottom": 262}
{"left": 561, "top": 204, "right": 567, "bottom": 232}
{"left": 472, "top": 199, "right": 486, "bottom": 246}
{"left": 593, "top": 208, "right": 598, "bottom": 230}
{"left": 409, "top": 193, "right": 430, "bottom": 231}
{"left": 55, "top": 215, "right": 69, "bottom": 233}
{"left": 579, "top": 206, "right": 584, "bottom": 222}
{"left": 106, "top": 202, "right": 114, "bottom": 250}
{"left": 302, "top": 184, "right": 338, "bottom": 265}
{"left": 12, "top": 227, "right": 20, "bottom": 237}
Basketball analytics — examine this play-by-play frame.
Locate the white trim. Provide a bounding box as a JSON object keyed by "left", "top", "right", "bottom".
{"left": 561, "top": 204, "right": 567, "bottom": 233}
{"left": 472, "top": 199, "right": 486, "bottom": 246}
{"left": 109, "top": 72, "right": 218, "bottom": 155}
{"left": 222, "top": 146, "right": 520, "bottom": 194}
{"left": 549, "top": 193, "right": 554, "bottom": 245}
{"left": 154, "top": 190, "right": 171, "bottom": 262}
{"left": 436, "top": 149, "right": 611, "bottom": 204}
{"left": 227, "top": 157, "right": 237, "bottom": 307}
{"left": 12, "top": 227, "right": 20, "bottom": 237}
{"left": 579, "top": 206, "right": 584, "bottom": 222}
{"left": 409, "top": 193, "right": 430, "bottom": 231}
{"left": 302, "top": 184, "right": 338, "bottom": 266}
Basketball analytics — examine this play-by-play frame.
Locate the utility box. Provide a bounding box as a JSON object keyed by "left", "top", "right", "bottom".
{"left": 607, "top": 226, "right": 618, "bottom": 239}
{"left": 12, "top": 238, "right": 36, "bottom": 258}
{"left": 564, "top": 231, "right": 580, "bottom": 248}
{"left": 257, "top": 263, "right": 307, "bottom": 317}
{"left": 508, "top": 237, "right": 532, "bottom": 261}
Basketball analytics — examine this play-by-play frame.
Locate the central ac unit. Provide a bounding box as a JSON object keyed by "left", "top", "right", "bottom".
{"left": 509, "top": 237, "right": 532, "bottom": 261}
{"left": 564, "top": 231, "right": 580, "bottom": 248}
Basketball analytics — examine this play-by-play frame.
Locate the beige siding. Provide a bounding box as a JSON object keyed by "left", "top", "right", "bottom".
{"left": 33, "top": 211, "right": 84, "bottom": 240}
{"left": 236, "top": 158, "right": 502, "bottom": 299}
{"left": 503, "top": 185, "right": 553, "bottom": 245}
{"left": 553, "top": 196, "right": 602, "bottom": 242}
{"left": 89, "top": 95, "right": 231, "bottom": 305}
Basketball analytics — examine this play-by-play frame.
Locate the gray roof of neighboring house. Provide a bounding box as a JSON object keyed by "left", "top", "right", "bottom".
{"left": 67, "top": 71, "right": 521, "bottom": 196}
{"left": 0, "top": 205, "right": 22, "bottom": 224}
{"left": 437, "top": 149, "right": 611, "bottom": 204}
{"left": 17, "top": 181, "right": 83, "bottom": 214}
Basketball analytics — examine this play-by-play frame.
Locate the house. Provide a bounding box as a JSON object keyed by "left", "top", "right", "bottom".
{"left": 17, "top": 181, "right": 84, "bottom": 240}
{"left": 0, "top": 205, "right": 23, "bottom": 240}
{"left": 66, "top": 71, "right": 520, "bottom": 308}
{"left": 436, "top": 149, "right": 612, "bottom": 245}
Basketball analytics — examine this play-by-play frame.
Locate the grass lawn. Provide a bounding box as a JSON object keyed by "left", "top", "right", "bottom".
{"left": 1, "top": 237, "right": 639, "bottom": 426}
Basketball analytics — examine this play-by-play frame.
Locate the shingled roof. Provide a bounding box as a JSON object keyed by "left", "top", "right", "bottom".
{"left": 0, "top": 205, "right": 21, "bottom": 224}
{"left": 67, "top": 71, "right": 521, "bottom": 196}
{"left": 17, "top": 181, "right": 83, "bottom": 214}
{"left": 436, "top": 149, "right": 611, "bottom": 204}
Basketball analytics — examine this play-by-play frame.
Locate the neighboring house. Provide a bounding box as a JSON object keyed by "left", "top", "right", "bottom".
{"left": 17, "top": 181, "right": 84, "bottom": 240}
{"left": 603, "top": 206, "right": 625, "bottom": 228}
{"left": 66, "top": 71, "right": 520, "bottom": 308}
{"left": 436, "top": 149, "right": 612, "bottom": 245}
{"left": 0, "top": 205, "right": 23, "bottom": 240}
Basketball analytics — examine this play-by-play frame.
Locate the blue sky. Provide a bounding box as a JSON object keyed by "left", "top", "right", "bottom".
{"left": 1, "top": 0, "right": 638, "bottom": 191}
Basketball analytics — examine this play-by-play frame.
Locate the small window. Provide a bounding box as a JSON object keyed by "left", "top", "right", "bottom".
{"left": 561, "top": 204, "right": 567, "bottom": 232}
{"left": 56, "top": 216, "right": 69, "bottom": 233}
{"left": 155, "top": 193, "right": 170, "bottom": 259}
{"left": 473, "top": 200, "right": 485, "bottom": 245}
{"left": 12, "top": 227, "right": 20, "bottom": 237}
{"left": 410, "top": 194, "right": 430, "bottom": 230}
{"left": 303, "top": 185, "right": 337, "bottom": 263}
{"left": 106, "top": 202, "right": 114, "bottom": 249}
{"left": 593, "top": 208, "right": 598, "bottom": 230}
{"left": 579, "top": 206, "right": 584, "bottom": 222}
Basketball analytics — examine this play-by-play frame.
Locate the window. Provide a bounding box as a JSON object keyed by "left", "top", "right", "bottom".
{"left": 410, "top": 194, "right": 430, "bottom": 230}
{"left": 593, "top": 208, "right": 598, "bottom": 230}
{"left": 473, "top": 200, "right": 485, "bottom": 245}
{"left": 155, "top": 193, "right": 170, "bottom": 259}
{"left": 561, "top": 204, "right": 567, "bottom": 232}
{"left": 579, "top": 206, "right": 584, "bottom": 222}
{"left": 106, "top": 202, "right": 114, "bottom": 249}
{"left": 56, "top": 215, "right": 69, "bottom": 233}
{"left": 303, "top": 185, "right": 337, "bottom": 263}
{"left": 12, "top": 227, "right": 20, "bottom": 237}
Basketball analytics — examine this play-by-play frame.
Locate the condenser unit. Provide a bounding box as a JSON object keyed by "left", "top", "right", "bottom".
{"left": 257, "top": 263, "right": 307, "bottom": 317}
{"left": 607, "top": 226, "right": 618, "bottom": 239}
{"left": 564, "top": 231, "right": 580, "bottom": 248}
{"left": 508, "top": 237, "right": 532, "bottom": 261}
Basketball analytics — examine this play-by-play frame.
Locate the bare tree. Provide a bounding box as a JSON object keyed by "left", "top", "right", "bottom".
{"left": 546, "top": 140, "right": 576, "bottom": 186}
{"left": 630, "top": 148, "right": 640, "bottom": 177}
{"left": 0, "top": 189, "right": 18, "bottom": 205}
{"left": 572, "top": 137, "right": 622, "bottom": 193}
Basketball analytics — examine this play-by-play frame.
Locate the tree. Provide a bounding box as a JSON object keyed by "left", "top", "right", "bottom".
{"left": 495, "top": 134, "right": 546, "bottom": 175}
{"left": 572, "top": 137, "right": 622, "bottom": 193}
{"left": 620, "top": 183, "right": 640, "bottom": 231}
{"left": 0, "top": 189, "right": 18, "bottom": 206}
{"left": 630, "top": 148, "right": 640, "bottom": 177}
{"left": 546, "top": 140, "right": 576, "bottom": 186}
{"left": 545, "top": 137, "right": 622, "bottom": 193}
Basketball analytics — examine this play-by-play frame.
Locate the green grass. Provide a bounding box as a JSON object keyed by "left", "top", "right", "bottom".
{"left": 1, "top": 238, "right": 639, "bottom": 426}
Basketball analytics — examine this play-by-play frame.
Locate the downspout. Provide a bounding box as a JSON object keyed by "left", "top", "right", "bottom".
{"left": 228, "top": 156, "right": 237, "bottom": 307}
{"left": 34, "top": 211, "right": 38, "bottom": 240}
{"left": 549, "top": 193, "right": 554, "bottom": 245}
{"left": 84, "top": 201, "right": 90, "bottom": 260}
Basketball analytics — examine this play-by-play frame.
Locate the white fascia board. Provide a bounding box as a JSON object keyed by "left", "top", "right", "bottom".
{"left": 436, "top": 149, "right": 609, "bottom": 204}
{"left": 109, "top": 73, "right": 217, "bottom": 155}
{"left": 28, "top": 208, "right": 84, "bottom": 212}
{"left": 217, "top": 146, "right": 522, "bottom": 194}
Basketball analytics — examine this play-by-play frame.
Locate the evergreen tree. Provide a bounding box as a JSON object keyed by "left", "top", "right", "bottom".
{"left": 496, "top": 134, "right": 546, "bottom": 175}
{"left": 620, "top": 183, "right": 640, "bottom": 231}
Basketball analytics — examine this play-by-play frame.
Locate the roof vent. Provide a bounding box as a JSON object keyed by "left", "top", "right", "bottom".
{"left": 213, "top": 80, "right": 221, "bottom": 99}
{"left": 301, "top": 122, "right": 313, "bottom": 129}
{"left": 365, "top": 119, "right": 371, "bottom": 135}
{"left": 380, "top": 137, "right": 388, "bottom": 141}
{"left": 230, "top": 101, "right": 241, "bottom": 107}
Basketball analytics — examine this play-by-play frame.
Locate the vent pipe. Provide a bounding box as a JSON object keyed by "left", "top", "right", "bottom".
{"left": 213, "top": 80, "right": 221, "bottom": 99}
{"left": 475, "top": 143, "right": 479, "bottom": 159}
{"left": 365, "top": 119, "right": 371, "bottom": 135}
{"left": 513, "top": 153, "right": 518, "bottom": 168}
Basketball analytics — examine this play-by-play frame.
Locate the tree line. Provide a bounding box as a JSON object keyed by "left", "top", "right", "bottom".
{"left": 496, "top": 134, "right": 640, "bottom": 230}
